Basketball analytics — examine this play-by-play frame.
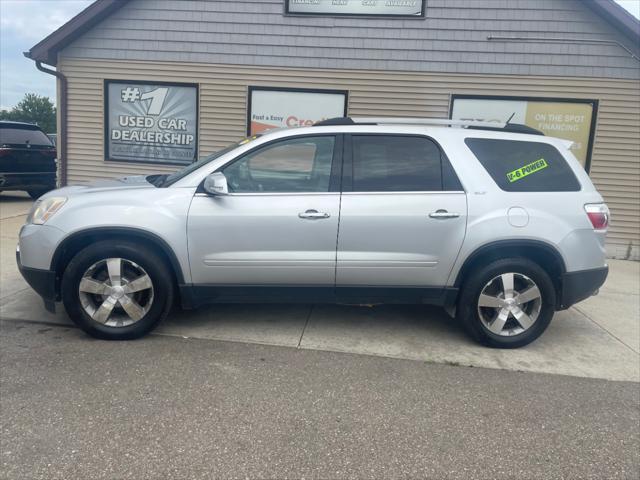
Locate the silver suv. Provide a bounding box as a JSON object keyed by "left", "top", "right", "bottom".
{"left": 17, "top": 117, "right": 609, "bottom": 348}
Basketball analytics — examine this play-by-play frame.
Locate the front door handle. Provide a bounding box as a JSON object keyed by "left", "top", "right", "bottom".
{"left": 299, "top": 209, "right": 330, "bottom": 220}
{"left": 429, "top": 209, "right": 460, "bottom": 219}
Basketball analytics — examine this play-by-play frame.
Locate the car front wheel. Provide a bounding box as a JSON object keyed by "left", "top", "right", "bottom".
{"left": 61, "top": 240, "right": 174, "bottom": 340}
{"left": 456, "top": 258, "right": 556, "bottom": 348}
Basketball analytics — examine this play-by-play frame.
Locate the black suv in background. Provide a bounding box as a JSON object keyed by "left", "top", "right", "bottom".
{"left": 0, "top": 121, "right": 56, "bottom": 199}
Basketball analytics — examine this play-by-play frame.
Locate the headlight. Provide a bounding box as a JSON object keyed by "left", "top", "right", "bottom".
{"left": 27, "top": 197, "right": 67, "bottom": 225}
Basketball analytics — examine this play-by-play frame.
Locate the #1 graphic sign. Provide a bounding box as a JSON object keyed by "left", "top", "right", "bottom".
{"left": 248, "top": 87, "right": 348, "bottom": 135}
{"left": 105, "top": 81, "right": 198, "bottom": 165}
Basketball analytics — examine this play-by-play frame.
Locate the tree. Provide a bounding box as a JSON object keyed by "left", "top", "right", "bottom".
{"left": 0, "top": 93, "right": 57, "bottom": 133}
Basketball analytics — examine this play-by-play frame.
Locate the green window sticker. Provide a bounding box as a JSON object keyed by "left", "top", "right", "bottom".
{"left": 506, "top": 158, "right": 548, "bottom": 183}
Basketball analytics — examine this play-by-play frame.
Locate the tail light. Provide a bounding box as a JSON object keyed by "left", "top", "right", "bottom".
{"left": 37, "top": 148, "right": 57, "bottom": 158}
{"left": 584, "top": 203, "right": 609, "bottom": 230}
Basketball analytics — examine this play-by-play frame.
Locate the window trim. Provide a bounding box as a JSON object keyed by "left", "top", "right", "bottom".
{"left": 342, "top": 133, "right": 465, "bottom": 193}
{"left": 210, "top": 133, "right": 344, "bottom": 195}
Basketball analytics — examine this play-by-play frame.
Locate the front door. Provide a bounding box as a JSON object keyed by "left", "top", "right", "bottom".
{"left": 336, "top": 134, "right": 467, "bottom": 300}
{"left": 187, "top": 134, "right": 341, "bottom": 292}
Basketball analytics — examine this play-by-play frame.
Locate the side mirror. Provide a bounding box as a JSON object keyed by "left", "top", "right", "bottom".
{"left": 203, "top": 172, "right": 229, "bottom": 196}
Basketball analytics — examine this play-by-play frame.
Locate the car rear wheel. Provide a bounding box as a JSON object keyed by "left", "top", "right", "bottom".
{"left": 456, "top": 258, "right": 556, "bottom": 348}
{"left": 62, "top": 240, "right": 174, "bottom": 340}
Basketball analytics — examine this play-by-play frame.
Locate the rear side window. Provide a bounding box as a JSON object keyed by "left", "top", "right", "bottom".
{"left": 0, "top": 127, "right": 52, "bottom": 146}
{"left": 351, "top": 135, "right": 461, "bottom": 192}
{"left": 465, "top": 138, "right": 580, "bottom": 192}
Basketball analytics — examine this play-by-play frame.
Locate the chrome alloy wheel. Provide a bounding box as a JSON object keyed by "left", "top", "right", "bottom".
{"left": 78, "top": 258, "right": 154, "bottom": 327}
{"left": 477, "top": 272, "right": 542, "bottom": 337}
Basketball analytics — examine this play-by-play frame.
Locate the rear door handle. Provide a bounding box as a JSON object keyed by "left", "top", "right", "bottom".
{"left": 429, "top": 209, "right": 460, "bottom": 219}
{"left": 299, "top": 209, "right": 330, "bottom": 220}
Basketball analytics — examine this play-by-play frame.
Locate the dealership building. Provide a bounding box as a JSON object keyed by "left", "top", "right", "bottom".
{"left": 27, "top": 0, "right": 639, "bottom": 258}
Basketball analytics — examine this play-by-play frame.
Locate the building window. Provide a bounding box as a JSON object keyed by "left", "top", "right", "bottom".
{"left": 105, "top": 80, "right": 198, "bottom": 165}
{"left": 450, "top": 94, "right": 597, "bottom": 171}
{"left": 247, "top": 86, "right": 347, "bottom": 136}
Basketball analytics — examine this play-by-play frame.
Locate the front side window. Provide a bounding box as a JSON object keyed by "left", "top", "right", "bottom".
{"left": 351, "top": 135, "right": 446, "bottom": 192}
{"left": 465, "top": 138, "right": 581, "bottom": 192}
{"left": 222, "top": 136, "right": 335, "bottom": 193}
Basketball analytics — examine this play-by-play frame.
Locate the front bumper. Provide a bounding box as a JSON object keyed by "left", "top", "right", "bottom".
{"left": 558, "top": 265, "right": 609, "bottom": 309}
{"left": 16, "top": 247, "right": 57, "bottom": 312}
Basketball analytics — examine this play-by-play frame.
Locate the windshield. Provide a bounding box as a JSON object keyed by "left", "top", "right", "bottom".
{"left": 157, "top": 137, "right": 257, "bottom": 187}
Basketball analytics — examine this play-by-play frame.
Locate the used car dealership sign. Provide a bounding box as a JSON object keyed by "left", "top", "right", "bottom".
{"left": 105, "top": 81, "right": 198, "bottom": 165}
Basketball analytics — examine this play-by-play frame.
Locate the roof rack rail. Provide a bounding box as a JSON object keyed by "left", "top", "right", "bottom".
{"left": 352, "top": 117, "right": 507, "bottom": 128}
{"left": 313, "top": 117, "right": 544, "bottom": 135}
{"left": 315, "top": 117, "right": 505, "bottom": 128}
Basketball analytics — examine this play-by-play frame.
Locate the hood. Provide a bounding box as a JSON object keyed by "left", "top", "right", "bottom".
{"left": 44, "top": 175, "right": 154, "bottom": 198}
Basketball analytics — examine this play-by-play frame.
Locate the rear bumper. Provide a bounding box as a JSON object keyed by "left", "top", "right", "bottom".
{"left": 0, "top": 172, "right": 55, "bottom": 190}
{"left": 16, "top": 248, "right": 57, "bottom": 312}
{"left": 558, "top": 266, "right": 608, "bottom": 309}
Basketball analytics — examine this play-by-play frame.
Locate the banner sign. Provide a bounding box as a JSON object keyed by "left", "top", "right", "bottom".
{"left": 247, "top": 87, "right": 348, "bottom": 135}
{"left": 450, "top": 95, "right": 597, "bottom": 170}
{"left": 285, "top": 0, "right": 425, "bottom": 17}
{"left": 105, "top": 80, "right": 198, "bottom": 165}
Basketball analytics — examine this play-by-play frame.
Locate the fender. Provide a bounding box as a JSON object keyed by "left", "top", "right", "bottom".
{"left": 452, "top": 239, "right": 567, "bottom": 288}
{"left": 50, "top": 226, "right": 186, "bottom": 285}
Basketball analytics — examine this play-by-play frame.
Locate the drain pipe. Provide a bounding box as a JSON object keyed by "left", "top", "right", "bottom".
{"left": 25, "top": 57, "right": 68, "bottom": 187}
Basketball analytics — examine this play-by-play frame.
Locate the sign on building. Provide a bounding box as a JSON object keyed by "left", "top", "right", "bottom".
{"left": 285, "top": 0, "right": 425, "bottom": 17}
{"left": 105, "top": 80, "right": 198, "bottom": 165}
{"left": 450, "top": 95, "right": 598, "bottom": 170}
{"left": 247, "top": 87, "right": 348, "bottom": 135}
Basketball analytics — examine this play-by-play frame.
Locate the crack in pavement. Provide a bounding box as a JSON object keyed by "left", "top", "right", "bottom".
{"left": 572, "top": 304, "right": 640, "bottom": 355}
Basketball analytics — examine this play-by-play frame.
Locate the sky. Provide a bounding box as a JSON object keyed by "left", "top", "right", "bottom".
{"left": 1, "top": 0, "right": 639, "bottom": 110}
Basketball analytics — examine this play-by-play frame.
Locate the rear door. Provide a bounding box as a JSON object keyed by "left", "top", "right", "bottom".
{"left": 336, "top": 134, "right": 467, "bottom": 300}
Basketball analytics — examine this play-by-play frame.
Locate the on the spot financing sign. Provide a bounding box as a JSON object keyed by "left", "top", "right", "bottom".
{"left": 248, "top": 87, "right": 348, "bottom": 135}
{"left": 106, "top": 81, "right": 198, "bottom": 165}
{"left": 451, "top": 96, "right": 596, "bottom": 168}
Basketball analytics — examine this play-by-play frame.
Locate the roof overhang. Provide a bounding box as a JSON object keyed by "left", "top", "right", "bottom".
{"left": 584, "top": 0, "right": 640, "bottom": 42}
{"left": 25, "top": 0, "right": 130, "bottom": 66}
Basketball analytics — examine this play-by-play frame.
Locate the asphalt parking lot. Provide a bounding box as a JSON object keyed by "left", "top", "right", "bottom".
{"left": 2, "top": 319, "right": 639, "bottom": 480}
{"left": 1, "top": 192, "right": 639, "bottom": 478}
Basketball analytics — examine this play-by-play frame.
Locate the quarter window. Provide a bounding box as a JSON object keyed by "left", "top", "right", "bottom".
{"left": 351, "top": 135, "right": 454, "bottom": 192}
{"left": 222, "top": 136, "right": 335, "bottom": 193}
{"left": 465, "top": 138, "right": 581, "bottom": 192}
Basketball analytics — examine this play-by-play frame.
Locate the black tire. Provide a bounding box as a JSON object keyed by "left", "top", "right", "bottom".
{"left": 456, "top": 258, "right": 556, "bottom": 348}
{"left": 27, "top": 188, "right": 53, "bottom": 199}
{"left": 61, "top": 240, "right": 174, "bottom": 340}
